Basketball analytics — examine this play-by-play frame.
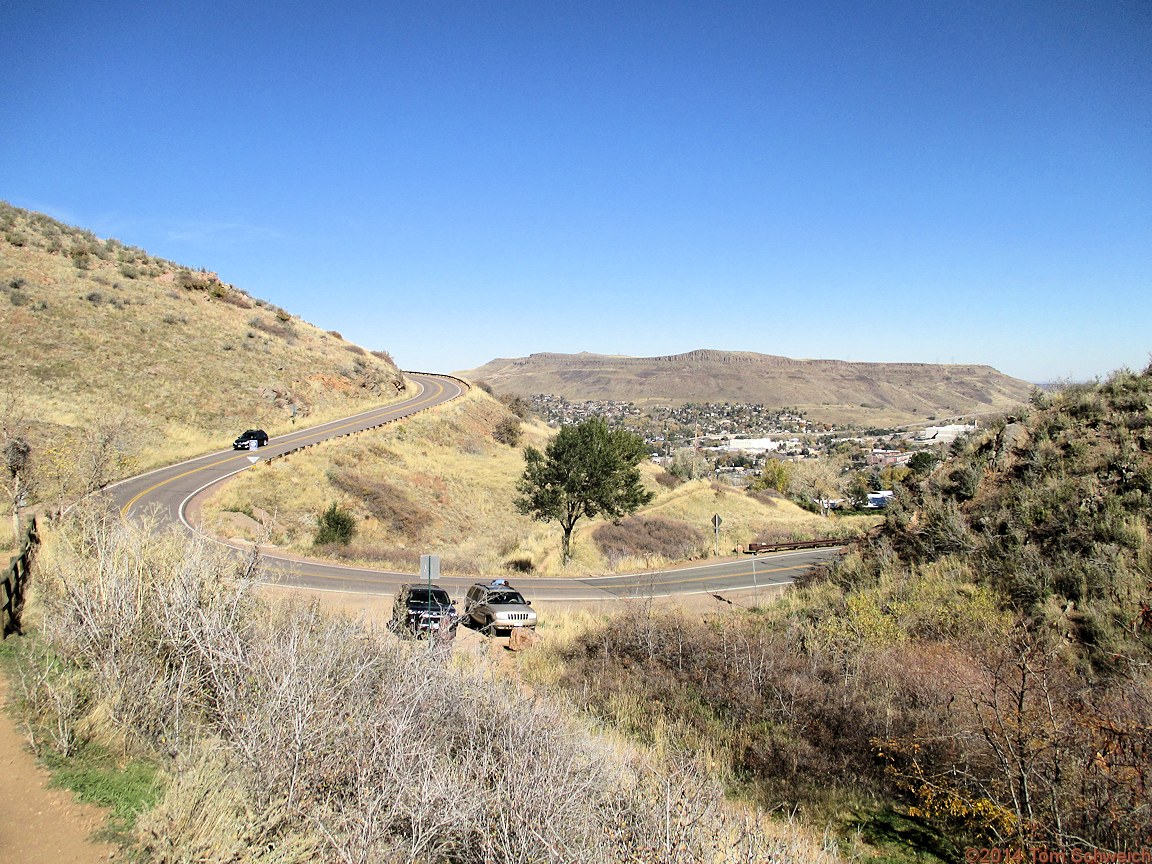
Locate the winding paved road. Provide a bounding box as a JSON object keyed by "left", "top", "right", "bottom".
{"left": 107, "top": 371, "right": 839, "bottom": 602}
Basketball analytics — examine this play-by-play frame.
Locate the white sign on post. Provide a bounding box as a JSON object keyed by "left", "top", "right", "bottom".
{"left": 419, "top": 554, "right": 441, "bottom": 583}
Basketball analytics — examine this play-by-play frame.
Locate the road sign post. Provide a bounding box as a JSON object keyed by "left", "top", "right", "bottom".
{"left": 711, "top": 513, "right": 722, "bottom": 557}
{"left": 420, "top": 554, "right": 440, "bottom": 592}
{"left": 420, "top": 554, "right": 441, "bottom": 650}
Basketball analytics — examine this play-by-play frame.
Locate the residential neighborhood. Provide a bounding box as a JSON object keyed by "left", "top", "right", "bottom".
{"left": 525, "top": 394, "right": 961, "bottom": 490}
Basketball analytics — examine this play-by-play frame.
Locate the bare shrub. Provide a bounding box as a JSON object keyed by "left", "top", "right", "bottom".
{"left": 746, "top": 488, "right": 783, "bottom": 506}
{"left": 492, "top": 415, "right": 521, "bottom": 447}
{"left": 248, "top": 315, "right": 295, "bottom": 341}
{"left": 499, "top": 394, "right": 533, "bottom": 419}
{"left": 217, "top": 290, "right": 252, "bottom": 309}
{"left": 317, "top": 541, "right": 422, "bottom": 570}
{"left": 594, "top": 515, "right": 706, "bottom": 564}
{"left": 136, "top": 740, "right": 319, "bottom": 863}
{"left": 15, "top": 641, "right": 89, "bottom": 756}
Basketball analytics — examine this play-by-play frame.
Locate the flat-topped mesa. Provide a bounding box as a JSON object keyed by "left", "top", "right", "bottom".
{"left": 515, "top": 349, "right": 1001, "bottom": 374}
{"left": 459, "top": 350, "right": 1035, "bottom": 425}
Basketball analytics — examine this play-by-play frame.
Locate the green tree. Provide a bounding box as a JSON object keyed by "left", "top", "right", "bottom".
{"left": 751, "top": 458, "right": 792, "bottom": 493}
{"left": 516, "top": 418, "right": 654, "bottom": 564}
{"left": 907, "top": 450, "right": 940, "bottom": 478}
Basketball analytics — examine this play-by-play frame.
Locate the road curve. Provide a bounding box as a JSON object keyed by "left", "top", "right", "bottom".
{"left": 107, "top": 371, "right": 840, "bottom": 600}
{"left": 108, "top": 371, "right": 466, "bottom": 531}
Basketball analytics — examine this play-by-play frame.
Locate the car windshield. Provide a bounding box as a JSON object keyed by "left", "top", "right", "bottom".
{"left": 487, "top": 591, "right": 525, "bottom": 605}
{"left": 409, "top": 588, "right": 451, "bottom": 605}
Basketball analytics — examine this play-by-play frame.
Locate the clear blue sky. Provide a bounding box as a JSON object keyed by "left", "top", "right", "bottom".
{"left": 3, "top": 1, "right": 1149, "bottom": 383}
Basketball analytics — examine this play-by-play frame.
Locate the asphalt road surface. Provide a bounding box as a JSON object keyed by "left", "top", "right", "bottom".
{"left": 107, "top": 371, "right": 840, "bottom": 601}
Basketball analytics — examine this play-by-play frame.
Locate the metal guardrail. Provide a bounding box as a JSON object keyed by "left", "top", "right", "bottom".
{"left": 260, "top": 373, "right": 471, "bottom": 467}
{"left": 3, "top": 516, "right": 40, "bottom": 638}
{"left": 743, "top": 538, "right": 845, "bottom": 554}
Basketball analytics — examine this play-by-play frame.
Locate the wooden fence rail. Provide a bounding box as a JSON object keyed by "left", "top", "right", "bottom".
{"left": 3, "top": 517, "right": 40, "bottom": 638}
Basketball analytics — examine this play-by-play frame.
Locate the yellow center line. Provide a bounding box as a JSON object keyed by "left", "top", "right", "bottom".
{"left": 120, "top": 455, "right": 247, "bottom": 516}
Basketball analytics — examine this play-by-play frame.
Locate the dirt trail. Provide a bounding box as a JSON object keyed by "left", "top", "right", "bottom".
{"left": 0, "top": 674, "right": 120, "bottom": 864}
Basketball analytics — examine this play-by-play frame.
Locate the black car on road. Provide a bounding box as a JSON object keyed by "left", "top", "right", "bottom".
{"left": 233, "top": 429, "right": 269, "bottom": 450}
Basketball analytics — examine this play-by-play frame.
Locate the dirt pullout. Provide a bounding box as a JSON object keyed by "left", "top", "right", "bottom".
{"left": 0, "top": 675, "right": 122, "bottom": 864}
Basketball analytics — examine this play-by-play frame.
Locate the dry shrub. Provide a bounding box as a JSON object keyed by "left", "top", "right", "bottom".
{"left": 492, "top": 415, "right": 521, "bottom": 447}
{"left": 328, "top": 469, "right": 434, "bottom": 537}
{"left": 746, "top": 489, "right": 783, "bottom": 507}
{"left": 27, "top": 506, "right": 813, "bottom": 863}
{"left": 217, "top": 290, "right": 252, "bottom": 309}
{"left": 750, "top": 526, "right": 809, "bottom": 545}
{"left": 550, "top": 585, "right": 1152, "bottom": 851}
{"left": 554, "top": 604, "right": 899, "bottom": 798}
{"left": 317, "top": 541, "right": 422, "bottom": 571}
{"left": 594, "top": 515, "right": 706, "bottom": 565}
{"left": 136, "top": 741, "right": 318, "bottom": 864}
{"left": 248, "top": 315, "right": 295, "bottom": 340}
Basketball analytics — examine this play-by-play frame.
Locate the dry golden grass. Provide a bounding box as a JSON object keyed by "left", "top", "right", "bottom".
{"left": 200, "top": 387, "right": 878, "bottom": 577}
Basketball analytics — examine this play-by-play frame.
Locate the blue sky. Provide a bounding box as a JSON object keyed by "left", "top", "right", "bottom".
{"left": 3, "top": 1, "right": 1149, "bottom": 383}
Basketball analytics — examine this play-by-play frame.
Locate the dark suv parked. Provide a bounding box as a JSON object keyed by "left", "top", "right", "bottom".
{"left": 463, "top": 580, "right": 537, "bottom": 635}
{"left": 233, "top": 429, "right": 269, "bottom": 450}
{"left": 391, "top": 584, "right": 458, "bottom": 638}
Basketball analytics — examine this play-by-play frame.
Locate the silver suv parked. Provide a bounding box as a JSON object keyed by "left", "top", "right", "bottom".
{"left": 463, "top": 580, "right": 537, "bottom": 635}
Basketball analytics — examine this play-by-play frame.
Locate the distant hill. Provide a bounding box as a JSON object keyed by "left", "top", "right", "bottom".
{"left": 0, "top": 201, "right": 405, "bottom": 503}
{"left": 459, "top": 349, "right": 1036, "bottom": 425}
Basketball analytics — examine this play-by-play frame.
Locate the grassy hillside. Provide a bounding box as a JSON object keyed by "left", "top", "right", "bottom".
{"left": 200, "top": 386, "right": 877, "bottom": 577}
{"left": 0, "top": 202, "right": 407, "bottom": 539}
{"left": 531, "top": 366, "right": 1152, "bottom": 854}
